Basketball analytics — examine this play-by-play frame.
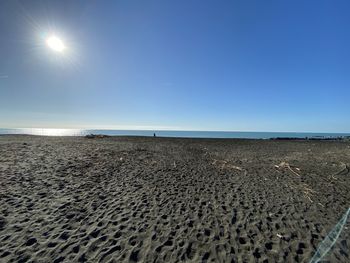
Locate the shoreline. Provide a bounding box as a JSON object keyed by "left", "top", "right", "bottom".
{"left": 1, "top": 133, "right": 350, "bottom": 142}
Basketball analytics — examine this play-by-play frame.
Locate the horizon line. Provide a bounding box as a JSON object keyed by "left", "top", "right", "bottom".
{"left": 1, "top": 127, "right": 350, "bottom": 134}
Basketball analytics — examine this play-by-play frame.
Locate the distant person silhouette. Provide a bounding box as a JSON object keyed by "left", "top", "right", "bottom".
{"left": 153, "top": 133, "right": 156, "bottom": 137}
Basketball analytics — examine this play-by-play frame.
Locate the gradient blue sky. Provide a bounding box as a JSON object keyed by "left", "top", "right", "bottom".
{"left": 1, "top": 0, "right": 349, "bottom": 132}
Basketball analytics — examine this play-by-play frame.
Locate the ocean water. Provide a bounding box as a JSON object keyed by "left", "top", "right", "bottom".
{"left": 0, "top": 128, "right": 350, "bottom": 139}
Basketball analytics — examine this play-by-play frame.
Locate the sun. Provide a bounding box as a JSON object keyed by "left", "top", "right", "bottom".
{"left": 46, "top": 35, "right": 65, "bottom": 52}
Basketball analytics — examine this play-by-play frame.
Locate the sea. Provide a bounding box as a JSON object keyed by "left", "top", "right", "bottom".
{"left": 0, "top": 128, "right": 349, "bottom": 139}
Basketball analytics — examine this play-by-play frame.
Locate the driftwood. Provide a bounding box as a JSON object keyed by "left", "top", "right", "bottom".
{"left": 212, "top": 159, "right": 243, "bottom": 171}
{"left": 329, "top": 162, "right": 349, "bottom": 180}
{"left": 275, "top": 161, "right": 318, "bottom": 203}
{"left": 274, "top": 161, "right": 301, "bottom": 176}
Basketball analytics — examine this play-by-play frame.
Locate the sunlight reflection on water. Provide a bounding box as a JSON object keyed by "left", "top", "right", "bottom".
{"left": 1, "top": 128, "right": 85, "bottom": 136}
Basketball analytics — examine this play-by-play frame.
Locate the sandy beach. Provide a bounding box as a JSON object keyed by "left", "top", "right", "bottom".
{"left": 0, "top": 135, "right": 349, "bottom": 262}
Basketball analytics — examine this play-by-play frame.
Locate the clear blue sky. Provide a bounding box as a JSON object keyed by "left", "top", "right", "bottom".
{"left": 1, "top": 0, "right": 349, "bottom": 132}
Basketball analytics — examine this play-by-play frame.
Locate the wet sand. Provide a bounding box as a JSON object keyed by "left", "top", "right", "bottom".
{"left": 0, "top": 135, "right": 349, "bottom": 262}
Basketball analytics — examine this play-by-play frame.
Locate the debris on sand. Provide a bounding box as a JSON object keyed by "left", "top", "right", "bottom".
{"left": 274, "top": 161, "right": 301, "bottom": 176}
{"left": 275, "top": 162, "right": 319, "bottom": 202}
{"left": 329, "top": 162, "right": 349, "bottom": 180}
{"left": 276, "top": 233, "right": 283, "bottom": 239}
{"left": 212, "top": 159, "right": 243, "bottom": 171}
{"left": 85, "top": 134, "right": 110, "bottom": 139}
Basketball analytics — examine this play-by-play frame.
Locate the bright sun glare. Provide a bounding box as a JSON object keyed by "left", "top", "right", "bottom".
{"left": 46, "top": 35, "right": 65, "bottom": 52}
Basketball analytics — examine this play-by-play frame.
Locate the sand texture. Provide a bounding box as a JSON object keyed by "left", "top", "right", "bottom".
{"left": 0, "top": 136, "right": 349, "bottom": 262}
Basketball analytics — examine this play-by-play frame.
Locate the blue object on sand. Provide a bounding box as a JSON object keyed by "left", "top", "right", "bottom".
{"left": 309, "top": 207, "right": 350, "bottom": 263}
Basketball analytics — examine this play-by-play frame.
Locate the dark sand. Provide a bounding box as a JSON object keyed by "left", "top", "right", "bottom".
{"left": 0, "top": 135, "right": 349, "bottom": 262}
